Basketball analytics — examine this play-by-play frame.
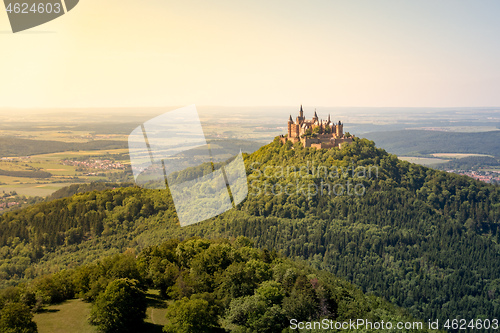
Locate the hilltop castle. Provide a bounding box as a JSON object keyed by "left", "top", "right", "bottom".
{"left": 280, "top": 105, "right": 353, "bottom": 149}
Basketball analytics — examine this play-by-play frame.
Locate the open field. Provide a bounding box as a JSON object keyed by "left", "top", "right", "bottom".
{"left": 0, "top": 183, "right": 76, "bottom": 197}
{"left": 431, "top": 153, "right": 494, "bottom": 159}
{"left": 399, "top": 156, "right": 449, "bottom": 166}
{"left": 21, "top": 148, "right": 130, "bottom": 161}
{"left": 0, "top": 148, "right": 131, "bottom": 197}
{"left": 0, "top": 130, "right": 95, "bottom": 143}
{"left": 34, "top": 291, "right": 166, "bottom": 333}
{"left": 34, "top": 299, "right": 96, "bottom": 333}
{"left": 144, "top": 290, "right": 169, "bottom": 328}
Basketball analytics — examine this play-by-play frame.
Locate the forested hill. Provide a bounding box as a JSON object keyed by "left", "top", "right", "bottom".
{"left": 0, "top": 137, "right": 499, "bottom": 326}
{"left": 0, "top": 137, "right": 127, "bottom": 157}
{"left": 0, "top": 237, "right": 433, "bottom": 333}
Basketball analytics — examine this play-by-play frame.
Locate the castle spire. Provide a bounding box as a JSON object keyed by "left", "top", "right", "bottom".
{"left": 288, "top": 115, "right": 293, "bottom": 123}
{"left": 299, "top": 105, "right": 304, "bottom": 118}
{"left": 314, "top": 109, "right": 318, "bottom": 119}
{"left": 328, "top": 114, "right": 331, "bottom": 123}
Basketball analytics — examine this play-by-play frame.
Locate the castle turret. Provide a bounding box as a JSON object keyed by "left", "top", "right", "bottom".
{"left": 288, "top": 115, "right": 293, "bottom": 137}
{"left": 313, "top": 109, "right": 318, "bottom": 122}
{"left": 299, "top": 105, "right": 304, "bottom": 119}
{"left": 336, "top": 120, "right": 343, "bottom": 137}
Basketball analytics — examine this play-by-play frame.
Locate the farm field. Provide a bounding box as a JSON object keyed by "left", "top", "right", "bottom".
{"left": 0, "top": 148, "right": 131, "bottom": 197}
{"left": 0, "top": 129, "right": 98, "bottom": 143}
{"left": 398, "top": 156, "right": 449, "bottom": 166}
{"left": 0, "top": 183, "right": 76, "bottom": 197}
{"left": 22, "top": 148, "right": 131, "bottom": 161}
{"left": 431, "top": 153, "right": 494, "bottom": 158}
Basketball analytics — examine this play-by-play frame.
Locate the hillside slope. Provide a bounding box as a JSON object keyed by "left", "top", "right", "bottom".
{"left": 0, "top": 137, "right": 499, "bottom": 324}
{"left": 9, "top": 238, "right": 434, "bottom": 333}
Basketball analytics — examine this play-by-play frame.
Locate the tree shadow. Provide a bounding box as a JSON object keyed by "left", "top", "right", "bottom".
{"left": 146, "top": 293, "right": 168, "bottom": 309}
{"left": 37, "top": 308, "right": 60, "bottom": 313}
{"left": 141, "top": 322, "right": 164, "bottom": 333}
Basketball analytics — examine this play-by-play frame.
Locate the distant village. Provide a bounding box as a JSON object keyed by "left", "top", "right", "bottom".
{"left": 0, "top": 201, "right": 20, "bottom": 210}
{"left": 0, "top": 191, "right": 23, "bottom": 212}
{"left": 61, "top": 159, "right": 126, "bottom": 172}
{"left": 446, "top": 169, "right": 500, "bottom": 184}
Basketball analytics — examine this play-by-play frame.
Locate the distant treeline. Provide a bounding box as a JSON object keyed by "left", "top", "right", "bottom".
{"left": 0, "top": 137, "right": 127, "bottom": 157}
{"left": 436, "top": 156, "right": 500, "bottom": 170}
{"left": 47, "top": 182, "right": 134, "bottom": 200}
{"left": 0, "top": 169, "right": 52, "bottom": 179}
{"left": 365, "top": 130, "right": 500, "bottom": 156}
{"left": 67, "top": 152, "right": 131, "bottom": 161}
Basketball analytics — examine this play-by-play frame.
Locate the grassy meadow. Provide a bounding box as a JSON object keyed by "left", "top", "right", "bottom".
{"left": 34, "top": 290, "right": 167, "bottom": 333}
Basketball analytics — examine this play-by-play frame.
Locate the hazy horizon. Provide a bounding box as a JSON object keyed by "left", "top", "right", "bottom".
{"left": 2, "top": 1, "right": 500, "bottom": 108}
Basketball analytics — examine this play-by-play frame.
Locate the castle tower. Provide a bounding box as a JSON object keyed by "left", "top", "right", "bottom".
{"left": 299, "top": 105, "right": 304, "bottom": 120}
{"left": 288, "top": 115, "right": 293, "bottom": 137}
{"left": 313, "top": 109, "right": 318, "bottom": 123}
{"left": 336, "top": 120, "right": 343, "bottom": 137}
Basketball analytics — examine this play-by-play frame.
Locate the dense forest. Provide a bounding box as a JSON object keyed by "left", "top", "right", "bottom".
{"left": 0, "top": 137, "right": 499, "bottom": 329}
{"left": 0, "top": 168, "right": 52, "bottom": 179}
{"left": 47, "top": 182, "right": 134, "bottom": 200}
{"left": 0, "top": 237, "right": 431, "bottom": 333}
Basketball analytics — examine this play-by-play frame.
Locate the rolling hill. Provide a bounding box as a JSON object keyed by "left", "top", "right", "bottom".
{"left": 0, "top": 137, "right": 127, "bottom": 157}
{"left": 0, "top": 137, "right": 499, "bottom": 329}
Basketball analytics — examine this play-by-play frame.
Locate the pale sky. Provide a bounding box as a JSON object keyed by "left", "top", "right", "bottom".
{"left": 1, "top": 0, "right": 500, "bottom": 108}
